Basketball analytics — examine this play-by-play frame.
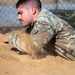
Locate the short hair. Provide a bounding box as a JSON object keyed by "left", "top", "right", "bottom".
{"left": 16, "top": 0, "right": 42, "bottom": 9}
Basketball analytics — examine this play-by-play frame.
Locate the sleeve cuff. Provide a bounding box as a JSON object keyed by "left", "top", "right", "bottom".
{"left": 8, "top": 33, "right": 15, "bottom": 44}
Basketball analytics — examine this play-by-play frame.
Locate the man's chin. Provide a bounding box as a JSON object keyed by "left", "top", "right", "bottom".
{"left": 20, "top": 22, "right": 24, "bottom": 26}
{"left": 22, "top": 24, "right": 25, "bottom": 26}
{"left": 22, "top": 24, "right": 29, "bottom": 27}
{"left": 21, "top": 23, "right": 26, "bottom": 26}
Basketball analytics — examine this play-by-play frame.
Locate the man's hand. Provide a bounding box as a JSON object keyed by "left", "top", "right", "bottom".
{"left": 3, "top": 33, "right": 11, "bottom": 43}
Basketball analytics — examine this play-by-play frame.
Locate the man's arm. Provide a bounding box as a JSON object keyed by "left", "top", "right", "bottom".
{"left": 31, "top": 21, "right": 54, "bottom": 50}
{"left": 3, "top": 32, "right": 30, "bottom": 53}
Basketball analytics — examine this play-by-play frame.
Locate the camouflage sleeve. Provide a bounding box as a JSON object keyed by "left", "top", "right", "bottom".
{"left": 8, "top": 33, "right": 27, "bottom": 52}
{"left": 31, "top": 21, "right": 54, "bottom": 49}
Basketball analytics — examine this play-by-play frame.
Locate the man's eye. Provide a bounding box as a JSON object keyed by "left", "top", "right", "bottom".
{"left": 18, "top": 12, "right": 22, "bottom": 15}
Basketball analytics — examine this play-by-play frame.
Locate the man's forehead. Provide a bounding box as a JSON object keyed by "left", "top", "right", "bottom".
{"left": 17, "top": 5, "right": 24, "bottom": 10}
{"left": 17, "top": 4, "right": 30, "bottom": 12}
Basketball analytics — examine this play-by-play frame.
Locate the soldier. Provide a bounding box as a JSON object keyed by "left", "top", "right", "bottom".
{"left": 3, "top": 0, "right": 75, "bottom": 60}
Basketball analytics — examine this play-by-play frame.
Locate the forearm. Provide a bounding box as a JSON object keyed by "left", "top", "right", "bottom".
{"left": 8, "top": 33, "right": 26, "bottom": 52}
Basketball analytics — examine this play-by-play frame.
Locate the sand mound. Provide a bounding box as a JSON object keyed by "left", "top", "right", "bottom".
{"left": 0, "top": 32, "right": 75, "bottom": 75}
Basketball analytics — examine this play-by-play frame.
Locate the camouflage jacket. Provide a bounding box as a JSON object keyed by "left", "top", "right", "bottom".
{"left": 8, "top": 8, "right": 75, "bottom": 60}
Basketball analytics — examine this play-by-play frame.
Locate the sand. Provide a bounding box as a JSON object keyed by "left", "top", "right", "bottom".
{"left": 0, "top": 32, "right": 75, "bottom": 75}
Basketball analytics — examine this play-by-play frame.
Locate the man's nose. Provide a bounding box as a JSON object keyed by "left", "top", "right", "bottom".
{"left": 18, "top": 15, "right": 21, "bottom": 20}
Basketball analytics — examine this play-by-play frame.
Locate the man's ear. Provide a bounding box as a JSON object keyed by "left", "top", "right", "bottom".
{"left": 31, "top": 7, "right": 36, "bottom": 15}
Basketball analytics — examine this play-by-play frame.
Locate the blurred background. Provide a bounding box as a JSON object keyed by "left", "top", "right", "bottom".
{"left": 0, "top": 0, "right": 75, "bottom": 33}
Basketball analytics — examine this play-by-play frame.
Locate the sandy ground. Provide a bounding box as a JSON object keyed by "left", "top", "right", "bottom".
{"left": 0, "top": 30, "right": 75, "bottom": 75}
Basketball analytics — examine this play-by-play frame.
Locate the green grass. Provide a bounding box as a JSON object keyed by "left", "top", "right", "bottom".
{"left": 52, "top": 10, "right": 75, "bottom": 28}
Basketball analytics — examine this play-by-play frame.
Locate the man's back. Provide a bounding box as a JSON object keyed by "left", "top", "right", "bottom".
{"left": 30, "top": 8, "right": 75, "bottom": 60}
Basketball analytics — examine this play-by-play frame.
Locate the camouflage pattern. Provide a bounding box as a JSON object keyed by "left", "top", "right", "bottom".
{"left": 8, "top": 8, "right": 75, "bottom": 60}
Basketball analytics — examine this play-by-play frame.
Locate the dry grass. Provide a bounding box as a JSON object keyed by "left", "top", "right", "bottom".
{"left": 0, "top": 0, "right": 75, "bottom": 5}
{"left": 0, "top": 0, "right": 18, "bottom": 5}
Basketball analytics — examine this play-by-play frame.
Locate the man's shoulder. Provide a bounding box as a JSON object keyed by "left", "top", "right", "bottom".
{"left": 36, "top": 8, "right": 53, "bottom": 22}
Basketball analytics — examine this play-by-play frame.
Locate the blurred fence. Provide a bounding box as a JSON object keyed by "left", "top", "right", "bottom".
{"left": 0, "top": 0, "right": 75, "bottom": 27}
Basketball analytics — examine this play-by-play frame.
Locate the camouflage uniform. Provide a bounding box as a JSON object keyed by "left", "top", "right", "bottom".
{"left": 8, "top": 8, "right": 75, "bottom": 60}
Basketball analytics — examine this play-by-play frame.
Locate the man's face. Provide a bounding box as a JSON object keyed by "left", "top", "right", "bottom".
{"left": 17, "top": 5, "right": 33, "bottom": 26}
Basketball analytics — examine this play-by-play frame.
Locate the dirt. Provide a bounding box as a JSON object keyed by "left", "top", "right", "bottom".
{"left": 0, "top": 32, "right": 75, "bottom": 75}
